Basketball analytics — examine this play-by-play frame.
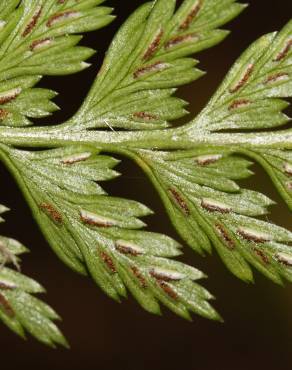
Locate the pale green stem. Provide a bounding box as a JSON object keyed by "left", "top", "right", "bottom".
{"left": 0, "top": 124, "right": 290, "bottom": 151}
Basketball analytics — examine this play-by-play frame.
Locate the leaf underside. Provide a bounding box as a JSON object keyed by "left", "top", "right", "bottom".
{"left": 0, "top": 0, "right": 291, "bottom": 347}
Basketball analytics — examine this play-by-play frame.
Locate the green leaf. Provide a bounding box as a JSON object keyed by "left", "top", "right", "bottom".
{"left": 136, "top": 148, "right": 292, "bottom": 284}
{"left": 73, "top": 0, "right": 246, "bottom": 130}
{"left": 0, "top": 207, "right": 67, "bottom": 347}
{"left": 0, "top": 144, "right": 219, "bottom": 321}
{"left": 0, "top": 0, "right": 114, "bottom": 126}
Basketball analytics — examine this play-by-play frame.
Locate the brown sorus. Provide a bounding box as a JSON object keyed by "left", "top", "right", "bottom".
{"left": 165, "top": 33, "right": 199, "bottom": 49}
{"left": 273, "top": 39, "right": 292, "bottom": 62}
{"left": 0, "top": 108, "right": 9, "bottom": 120}
{"left": 115, "top": 243, "right": 142, "bottom": 257}
{"left": 22, "top": 6, "right": 42, "bottom": 37}
{"left": 215, "top": 223, "right": 235, "bottom": 250}
{"left": 158, "top": 281, "right": 178, "bottom": 300}
{"left": 99, "top": 251, "right": 116, "bottom": 273}
{"left": 252, "top": 247, "right": 269, "bottom": 265}
{"left": 264, "top": 72, "right": 289, "bottom": 84}
{"left": 131, "top": 266, "right": 147, "bottom": 288}
{"left": 150, "top": 269, "right": 182, "bottom": 282}
{"left": 133, "top": 61, "right": 167, "bottom": 79}
{"left": 143, "top": 29, "right": 164, "bottom": 60}
{"left": 0, "top": 90, "right": 21, "bottom": 105}
{"left": 0, "top": 292, "right": 15, "bottom": 317}
{"left": 229, "top": 64, "right": 254, "bottom": 93}
{"left": 30, "top": 37, "right": 52, "bottom": 51}
{"left": 237, "top": 229, "right": 270, "bottom": 243}
{"left": 228, "top": 99, "right": 251, "bottom": 110}
{"left": 133, "top": 112, "right": 158, "bottom": 121}
{"left": 201, "top": 200, "right": 231, "bottom": 214}
{"left": 39, "top": 203, "right": 63, "bottom": 225}
{"left": 47, "top": 11, "right": 78, "bottom": 27}
{"left": 179, "top": 0, "right": 203, "bottom": 30}
{"left": 168, "top": 188, "right": 190, "bottom": 216}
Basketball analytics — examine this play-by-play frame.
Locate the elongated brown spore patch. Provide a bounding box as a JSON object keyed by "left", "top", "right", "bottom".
{"left": 143, "top": 29, "right": 163, "bottom": 61}
{"left": 0, "top": 293, "right": 15, "bottom": 317}
{"left": 99, "top": 251, "right": 116, "bottom": 273}
{"left": 40, "top": 203, "right": 63, "bottom": 225}
{"left": 0, "top": 108, "right": 9, "bottom": 120}
{"left": 201, "top": 199, "right": 231, "bottom": 214}
{"left": 60, "top": 152, "right": 91, "bottom": 165}
{"left": 252, "top": 247, "right": 269, "bottom": 265}
{"left": 133, "top": 62, "right": 169, "bottom": 79}
{"left": 284, "top": 163, "right": 292, "bottom": 176}
{"left": 47, "top": 11, "right": 79, "bottom": 27}
{"left": 286, "top": 181, "right": 292, "bottom": 191}
{"left": 165, "top": 33, "right": 199, "bottom": 49}
{"left": 215, "top": 223, "right": 235, "bottom": 250}
{"left": 30, "top": 37, "right": 52, "bottom": 51}
{"left": 228, "top": 99, "right": 251, "bottom": 110}
{"left": 229, "top": 64, "right": 254, "bottom": 93}
{"left": 80, "top": 210, "right": 115, "bottom": 228}
{"left": 22, "top": 6, "right": 42, "bottom": 37}
{"left": 115, "top": 241, "right": 143, "bottom": 257}
{"left": 237, "top": 227, "right": 271, "bottom": 243}
{"left": 158, "top": 281, "right": 178, "bottom": 300}
{"left": 179, "top": 0, "right": 203, "bottom": 30}
{"left": 132, "top": 112, "right": 158, "bottom": 121}
{"left": 0, "top": 88, "right": 21, "bottom": 105}
{"left": 264, "top": 72, "right": 289, "bottom": 84}
{"left": 0, "top": 281, "right": 17, "bottom": 290}
{"left": 195, "top": 154, "right": 222, "bottom": 166}
{"left": 273, "top": 39, "right": 292, "bottom": 62}
{"left": 275, "top": 252, "right": 292, "bottom": 267}
{"left": 150, "top": 268, "right": 184, "bottom": 282}
{"left": 131, "top": 266, "right": 147, "bottom": 288}
{"left": 57, "top": 0, "right": 67, "bottom": 4}
{"left": 169, "top": 188, "right": 190, "bottom": 216}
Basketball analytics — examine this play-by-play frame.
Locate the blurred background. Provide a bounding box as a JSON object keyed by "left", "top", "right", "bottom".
{"left": 0, "top": 0, "right": 292, "bottom": 369}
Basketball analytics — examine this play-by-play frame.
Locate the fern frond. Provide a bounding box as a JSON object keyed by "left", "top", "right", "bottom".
{"left": 136, "top": 148, "right": 292, "bottom": 283}
{"left": 0, "top": 144, "right": 219, "bottom": 321}
{"left": 183, "top": 20, "right": 292, "bottom": 208}
{"left": 0, "top": 205, "right": 67, "bottom": 347}
{"left": 73, "top": 0, "right": 246, "bottom": 130}
{"left": 0, "top": 0, "right": 114, "bottom": 127}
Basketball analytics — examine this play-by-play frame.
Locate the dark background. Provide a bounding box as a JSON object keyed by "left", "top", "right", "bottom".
{"left": 1, "top": 1, "right": 292, "bottom": 369}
